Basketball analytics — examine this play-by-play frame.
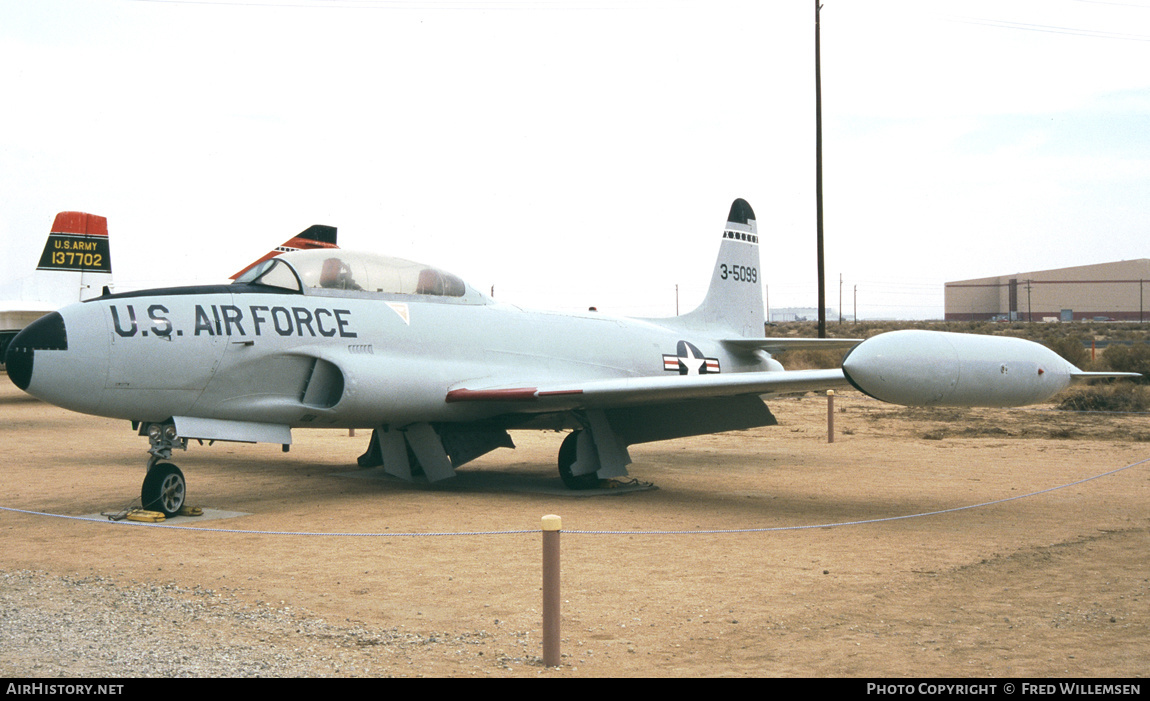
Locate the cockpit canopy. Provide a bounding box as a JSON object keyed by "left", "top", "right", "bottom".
{"left": 234, "top": 249, "right": 484, "bottom": 302}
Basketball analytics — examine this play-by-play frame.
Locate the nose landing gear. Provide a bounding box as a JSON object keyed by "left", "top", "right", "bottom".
{"left": 140, "top": 422, "right": 188, "bottom": 517}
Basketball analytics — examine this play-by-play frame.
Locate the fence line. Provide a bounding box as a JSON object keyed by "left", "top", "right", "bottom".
{"left": 1, "top": 456, "right": 1146, "bottom": 538}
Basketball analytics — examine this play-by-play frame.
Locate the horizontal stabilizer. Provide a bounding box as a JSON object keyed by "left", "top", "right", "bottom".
{"left": 721, "top": 337, "right": 863, "bottom": 354}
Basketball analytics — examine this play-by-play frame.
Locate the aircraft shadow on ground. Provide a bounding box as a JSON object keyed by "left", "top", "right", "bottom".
{"left": 335, "top": 465, "right": 656, "bottom": 497}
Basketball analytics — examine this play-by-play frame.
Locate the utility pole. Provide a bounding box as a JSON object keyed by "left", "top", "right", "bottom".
{"left": 815, "top": 0, "right": 826, "bottom": 338}
{"left": 838, "top": 273, "right": 843, "bottom": 324}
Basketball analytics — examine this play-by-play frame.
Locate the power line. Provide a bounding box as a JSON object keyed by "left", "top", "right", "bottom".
{"left": 125, "top": 0, "right": 660, "bottom": 8}
{"left": 1070, "top": 0, "right": 1150, "bottom": 9}
{"left": 942, "top": 14, "right": 1150, "bottom": 42}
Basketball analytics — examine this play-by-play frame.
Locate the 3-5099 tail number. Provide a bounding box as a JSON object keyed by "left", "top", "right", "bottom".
{"left": 719, "top": 264, "right": 757, "bottom": 283}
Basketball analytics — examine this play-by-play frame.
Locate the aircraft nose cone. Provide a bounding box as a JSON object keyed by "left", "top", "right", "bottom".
{"left": 5, "top": 312, "right": 68, "bottom": 391}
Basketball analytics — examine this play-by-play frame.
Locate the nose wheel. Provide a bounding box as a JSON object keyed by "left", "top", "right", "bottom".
{"left": 141, "top": 463, "right": 186, "bottom": 517}
{"left": 138, "top": 421, "right": 190, "bottom": 517}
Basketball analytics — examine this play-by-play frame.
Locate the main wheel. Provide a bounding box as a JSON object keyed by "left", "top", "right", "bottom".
{"left": 141, "top": 463, "right": 187, "bottom": 517}
{"left": 558, "top": 431, "right": 600, "bottom": 490}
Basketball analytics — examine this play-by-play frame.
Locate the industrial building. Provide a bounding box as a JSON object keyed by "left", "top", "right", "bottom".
{"left": 945, "top": 260, "right": 1150, "bottom": 322}
{"left": 768, "top": 307, "right": 838, "bottom": 323}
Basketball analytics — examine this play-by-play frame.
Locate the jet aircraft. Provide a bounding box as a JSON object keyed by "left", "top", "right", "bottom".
{"left": 5, "top": 199, "right": 1135, "bottom": 516}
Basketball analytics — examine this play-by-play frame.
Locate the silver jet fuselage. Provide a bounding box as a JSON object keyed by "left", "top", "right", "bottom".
{"left": 16, "top": 271, "right": 769, "bottom": 429}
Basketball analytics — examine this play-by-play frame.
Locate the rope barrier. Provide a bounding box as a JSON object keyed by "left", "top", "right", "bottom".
{"left": 1, "top": 455, "right": 1146, "bottom": 537}
{"left": 825, "top": 391, "right": 1150, "bottom": 415}
{"left": 570, "top": 456, "right": 1150, "bottom": 535}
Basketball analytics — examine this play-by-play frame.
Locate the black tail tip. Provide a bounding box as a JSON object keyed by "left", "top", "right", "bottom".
{"left": 728, "top": 198, "right": 755, "bottom": 225}
{"left": 298, "top": 224, "right": 338, "bottom": 245}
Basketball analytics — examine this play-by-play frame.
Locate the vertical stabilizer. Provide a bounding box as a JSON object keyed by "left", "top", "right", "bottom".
{"left": 35, "top": 211, "right": 112, "bottom": 303}
{"left": 666, "top": 198, "right": 765, "bottom": 338}
{"left": 1, "top": 212, "right": 111, "bottom": 361}
{"left": 230, "top": 224, "right": 339, "bottom": 280}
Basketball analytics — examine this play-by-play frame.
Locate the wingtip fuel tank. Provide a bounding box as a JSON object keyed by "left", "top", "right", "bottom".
{"left": 841, "top": 330, "right": 1076, "bottom": 408}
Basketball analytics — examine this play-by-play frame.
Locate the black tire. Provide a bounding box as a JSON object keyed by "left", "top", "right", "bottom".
{"left": 558, "top": 431, "right": 599, "bottom": 490}
{"left": 141, "top": 463, "right": 187, "bottom": 517}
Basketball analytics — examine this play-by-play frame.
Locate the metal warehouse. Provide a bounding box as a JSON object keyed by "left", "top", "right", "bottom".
{"left": 945, "top": 260, "right": 1150, "bottom": 322}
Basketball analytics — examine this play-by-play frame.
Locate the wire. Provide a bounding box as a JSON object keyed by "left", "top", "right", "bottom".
{"left": 125, "top": 0, "right": 658, "bottom": 9}
{"left": 942, "top": 14, "right": 1150, "bottom": 42}
{"left": 0, "top": 454, "right": 1144, "bottom": 537}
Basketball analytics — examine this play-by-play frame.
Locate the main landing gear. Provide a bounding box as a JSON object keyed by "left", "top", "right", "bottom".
{"left": 140, "top": 422, "right": 188, "bottom": 517}
{"left": 558, "top": 430, "right": 600, "bottom": 490}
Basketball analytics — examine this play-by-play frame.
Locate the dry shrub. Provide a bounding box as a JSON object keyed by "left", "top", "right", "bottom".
{"left": 1044, "top": 335, "right": 1090, "bottom": 368}
{"left": 1102, "top": 342, "right": 1150, "bottom": 383}
{"left": 774, "top": 348, "right": 848, "bottom": 370}
{"left": 1057, "top": 383, "right": 1150, "bottom": 412}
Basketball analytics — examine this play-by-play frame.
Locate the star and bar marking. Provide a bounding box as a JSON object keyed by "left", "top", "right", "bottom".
{"left": 663, "top": 340, "right": 720, "bottom": 375}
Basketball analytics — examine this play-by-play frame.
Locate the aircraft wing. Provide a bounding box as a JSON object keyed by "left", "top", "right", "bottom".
{"left": 446, "top": 368, "right": 851, "bottom": 411}
{"left": 1070, "top": 370, "right": 1142, "bottom": 380}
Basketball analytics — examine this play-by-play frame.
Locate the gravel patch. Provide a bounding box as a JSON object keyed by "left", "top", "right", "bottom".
{"left": 0, "top": 570, "right": 539, "bottom": 677}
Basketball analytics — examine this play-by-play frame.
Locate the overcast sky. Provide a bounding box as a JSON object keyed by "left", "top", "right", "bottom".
{"left": 2, "top": 0, "right": 1148, "bottom": 319}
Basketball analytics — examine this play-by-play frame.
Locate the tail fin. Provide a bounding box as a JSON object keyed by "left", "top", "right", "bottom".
{"left": 669, "top": 198, "right": 765, "bottom": 337}
{"left": 230, "top": 224, "right": 339, "bottom": 280}
{"left": 34, "top": 211, "right": 112, "bottom": 303}
{"left": 1, "top": 212, "right": 110, "bottom": 363}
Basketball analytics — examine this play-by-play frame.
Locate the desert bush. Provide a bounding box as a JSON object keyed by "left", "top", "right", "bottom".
{"left": 1102, "top": 342, "right": 1150, "bottom": 383}
{"left": 774, "top": 348, "right": 848, "bottom": 370}
{"left": 1044, "top": 334, "right": 1090, "bottom": 368}
{"left": 1057, "top": 383, "right": 1150, "bottom": 412}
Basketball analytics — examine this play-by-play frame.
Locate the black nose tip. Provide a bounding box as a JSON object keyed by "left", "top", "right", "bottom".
{"left": 5, "top": 312, "right": 68, "bottom": 391}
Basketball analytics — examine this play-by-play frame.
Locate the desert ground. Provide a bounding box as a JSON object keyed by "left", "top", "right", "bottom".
{"left": 0, "top": 378, "right": 1146, "bottom": 678}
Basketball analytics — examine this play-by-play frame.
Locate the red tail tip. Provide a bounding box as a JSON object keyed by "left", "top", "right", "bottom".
{"left": 52, "top": 212, "right": 108, "bottom": 237}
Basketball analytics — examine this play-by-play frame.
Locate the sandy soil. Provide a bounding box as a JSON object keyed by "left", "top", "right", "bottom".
{"left": 0, "top": 380, "right": 1146, "bottom": 677}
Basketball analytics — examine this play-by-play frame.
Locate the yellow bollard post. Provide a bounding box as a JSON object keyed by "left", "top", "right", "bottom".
{"left": 542, "top": 514, "right": 562, "bottom": 667}
{"left": 827, "top": 390, "right": 835, "bottom": 443}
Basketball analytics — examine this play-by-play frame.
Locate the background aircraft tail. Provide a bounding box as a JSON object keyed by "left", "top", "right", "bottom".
{"left": 0, "top": 212, "right": 111, "bottom": 363}
{"left": 661, "top": 198, "right": 765, "bottom": 338}
{"left": 230, "top": 224, "right": 339, "bottom": 280}
{"left": 35, "top": 211, "right": 113, "bottom": 303}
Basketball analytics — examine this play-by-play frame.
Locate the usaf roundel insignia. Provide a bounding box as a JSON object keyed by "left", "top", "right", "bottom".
{"left": 662, "top": 340, "right": 720, "bottom": 375}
